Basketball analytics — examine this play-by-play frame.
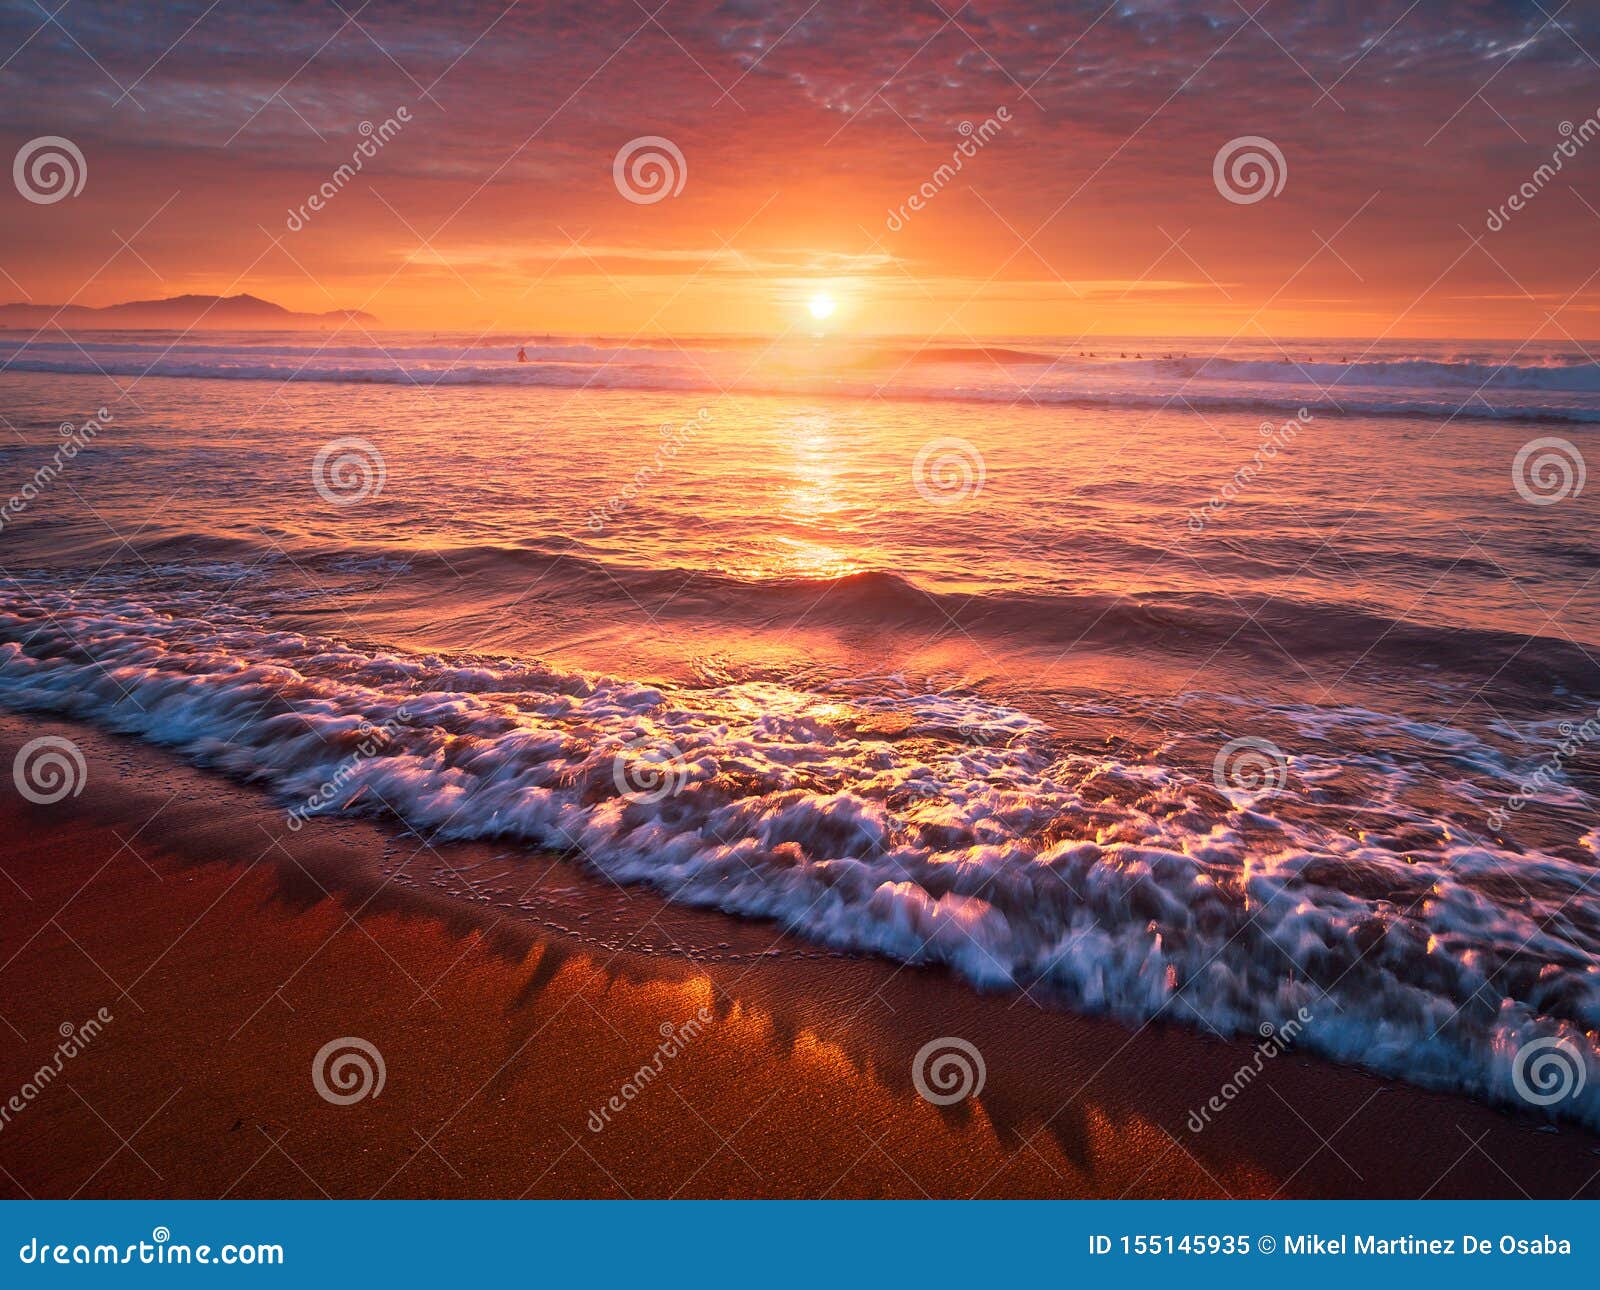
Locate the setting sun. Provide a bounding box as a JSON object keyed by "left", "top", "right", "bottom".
{"left": 807, "top": 293, "right": 836, "bottom": 321}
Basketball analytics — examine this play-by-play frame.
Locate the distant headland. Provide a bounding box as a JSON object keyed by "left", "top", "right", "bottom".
{"left": 0, "top": 293, "right": 378, "bottom": 331}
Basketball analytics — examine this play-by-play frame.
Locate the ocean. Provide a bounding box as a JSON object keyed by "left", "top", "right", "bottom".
{"left": 1, "top": 329, "right": 1596, "bottom": 1127}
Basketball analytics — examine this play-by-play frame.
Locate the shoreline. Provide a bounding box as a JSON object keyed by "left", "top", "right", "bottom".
{"left": 1, "top": 710, "right": 1596, "bottom": 1199}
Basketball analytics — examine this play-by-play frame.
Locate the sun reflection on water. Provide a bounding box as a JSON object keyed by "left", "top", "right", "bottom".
{"left": 732, "top": 413, "right": 868, "bottom": 581}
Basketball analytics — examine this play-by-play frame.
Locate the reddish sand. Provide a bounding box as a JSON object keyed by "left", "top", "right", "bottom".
{"left": 0, "top": 713, "right": 1596, "bottom": 1199}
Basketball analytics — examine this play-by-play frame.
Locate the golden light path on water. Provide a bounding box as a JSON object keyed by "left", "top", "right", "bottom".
{"left": 0, "top": 333, "right": 1597, "bottom": 1131}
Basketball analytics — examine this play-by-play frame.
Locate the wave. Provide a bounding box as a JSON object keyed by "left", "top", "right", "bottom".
{"left": 5, "top": 340, "right": 1600, "bottom": 422}
{"left": 0, "top": 338, "right": 1060, "bottom": 368}
{"left": 1175, "top": 355, "right": 1600, "bottom": 392}
{"left": 0, "top": 338, "right": 696, "bottom": 367}
{"left": 316, "top": 546, "right": 1600, "bottom": 694}
{"left": 2, "top": 589, "right": 1598, "bottom": 1129}
{"left": 30, "top": 535, "right": 1596, "bottom": 696}
{"left": 864, "top": 345, "right": 1057, "bottom": 366}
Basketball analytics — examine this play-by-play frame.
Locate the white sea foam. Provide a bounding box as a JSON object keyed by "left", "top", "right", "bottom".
{"left": 4, "top": 337, "right": 1599, "bottom": 421}
{"left": 2, "top": 590, "right": 1597, "bottom": 1127}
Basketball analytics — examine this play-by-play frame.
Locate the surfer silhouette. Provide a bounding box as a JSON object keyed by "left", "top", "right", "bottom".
{"left": 517, "top": 347, "right": 527, "bottom": 363}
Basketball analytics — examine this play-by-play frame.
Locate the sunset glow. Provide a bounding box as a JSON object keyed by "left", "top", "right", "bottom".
{"left": 2, "top": 3, "right": 1599, "bottom": 338}
{"left": 2, "top": 0, "right": 1599, "bottom": 1216}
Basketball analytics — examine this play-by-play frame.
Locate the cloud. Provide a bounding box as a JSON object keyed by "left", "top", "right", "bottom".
{"left": 2, "top": 0, "right": 1597, "bottom": 334}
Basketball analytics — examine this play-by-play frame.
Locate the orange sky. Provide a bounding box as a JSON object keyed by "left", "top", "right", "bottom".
{"left": 3, "top": 1, "right": 1600, "bottom": 339}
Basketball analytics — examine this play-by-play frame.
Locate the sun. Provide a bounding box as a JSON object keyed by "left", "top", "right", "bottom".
{"left": 807, "top": 292, "right": 836, "bottom": 321}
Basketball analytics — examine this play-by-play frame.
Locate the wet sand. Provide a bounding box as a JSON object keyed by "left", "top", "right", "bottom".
{"left": 1, "top": 712, "right": 1596, "bottom": 1199}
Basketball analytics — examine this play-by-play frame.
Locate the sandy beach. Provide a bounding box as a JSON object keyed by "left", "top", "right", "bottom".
{"left": 1, "top": 711, "right": 1595, "bottom": 1200}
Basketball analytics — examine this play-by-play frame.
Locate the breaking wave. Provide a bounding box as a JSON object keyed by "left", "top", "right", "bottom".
{"left": 2, "top": 589, "right": 1597, "bottom": 1129}
{"left": 4, "top": 335, "right": 1600, "bottom": 422}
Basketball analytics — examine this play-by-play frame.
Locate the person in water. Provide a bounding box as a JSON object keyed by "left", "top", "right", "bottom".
{"left": 517, "top": 347, "right": 526, "bottom": 362}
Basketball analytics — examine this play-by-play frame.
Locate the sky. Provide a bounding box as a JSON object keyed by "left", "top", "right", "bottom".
{"left": 2, "top": 0, "right": 1599, "bottom": 339}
